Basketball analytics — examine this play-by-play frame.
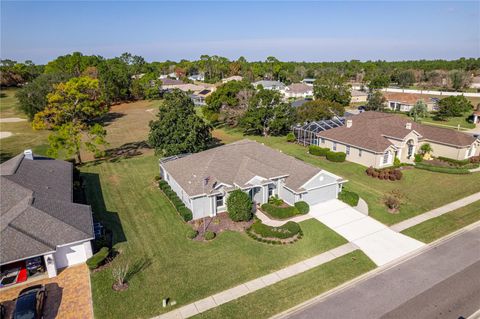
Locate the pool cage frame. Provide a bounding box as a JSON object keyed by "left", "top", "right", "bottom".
{"left": 292, "top": 117, "right": 345, "bottom": 146}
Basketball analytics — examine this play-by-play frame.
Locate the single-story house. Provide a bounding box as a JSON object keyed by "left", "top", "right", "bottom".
{"left": 188, "top": 74, "right": 205, "bottom": 82}
{"left": 160, "top": 78, "right": 185, "bottom": 90}
{"left": 189, "top": 89, "right": 212, "bottom": 106}
{"left": 291, "top": 98, "right": 312, "bottom": 108}
{"left": 350, "top": 89, "right": 368, "bottom": 103}
{"left": 159, "top": 140, "right": 346, "bottom": 220}
{"left": 301, "top": 78, "right": 315, "bottom": 86}
{"left": 383, "top": 92, "right": 438, "bottom": 112}
{"left": 282, "top": 83, "right": 314, "bottom": 99}
{"left": 316, "top": 111, "right": 480, "bottom": 168}
{"left": 159, "top": 72, "right": 179, "bottom": 80}
{"left": 252, "top": 80, "right": 286, "bottom": 91}
{"left": 1, "top": 151, "right": 94, "bottom": 281}
{"left": 222, "top": 75, "right": 243, "bottom": 83}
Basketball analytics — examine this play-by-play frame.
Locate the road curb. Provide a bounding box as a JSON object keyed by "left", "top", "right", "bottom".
{"left": 271, "top": 220, "right": 480, "bottom": 319}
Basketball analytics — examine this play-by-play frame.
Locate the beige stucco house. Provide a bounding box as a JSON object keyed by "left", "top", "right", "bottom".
{"left": 316, "top": 111, "right": 479, "bottom": 168}
{"left": 383, "top": 92, "right": 438, "bottom": 112}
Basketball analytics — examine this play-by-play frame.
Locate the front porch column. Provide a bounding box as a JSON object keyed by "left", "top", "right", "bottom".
{"left": 44, "top": 253, "right": 57, "bottom": 278}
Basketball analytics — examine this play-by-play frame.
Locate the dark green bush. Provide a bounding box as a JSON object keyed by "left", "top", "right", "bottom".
{"left": 414, "top": 154, "right": 423, "bottom": 163}
{"left": 294, "top": 201, "right": 309, "bottom": 214}
{"left": 286, "top": 132, "right": 296, "bottom": 142}
{"left": 178, "top": 206, "right": 193, "bottom": 221}
{"left": 250, "top": 220, "right": 301, "bottom": 239}
{"left": 204, "top": 231, "right": 216, "bottom": 240}
{"left": 186, "top": 228, "right": 198, "bottom": 239}
{"left": 268, "top": 195, "right": 284, "bottom": 206}
{"left": 159, "top": 181, "right": 193, "bottom": 221}
{"left": 261, "top": 203, "right": 299, "bottom": 219}
{"left": 309, "top": 145, "right": 329, "bottom": 156}
{"left": 226, "top": 189, "right": 253, "bottom": 222}
{"left": 415, "top": 162, "right": 470, "bottom": 174}
{"left": 154, "top": 175, "right": 161, "bottom": 182}
{"left": 326, "top": 151, "right": 346, "bottom": 162}
{"left": 86, "top": 247, "right": 110, "bottom": 270}
{"left": 338, "top": 190, "right": 359, "bottom": 206}
{"left": 437, "top": 156, "right": 470, "bottom": 166}
{"left": 159, "top": 180, "right": 169, "bottom": 191}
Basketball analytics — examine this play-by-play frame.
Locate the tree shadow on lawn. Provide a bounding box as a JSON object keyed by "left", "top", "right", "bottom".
{"left": 125, "top": 257, "right": 152, "bottom": 283}
{"left": 99, "top": 112, "right": 126, "bottom": 126}
{"left": 81, "top": 172, "right": 127, "bottom": 246}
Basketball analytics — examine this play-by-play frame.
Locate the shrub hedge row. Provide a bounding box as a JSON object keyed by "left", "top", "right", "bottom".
{"left": 246, "top": 220, "right": 303, "bottom": 244}
{"left": 338, "top": 190, "right": 360, "bottom": 207}
{"left": 86, "top": 247, "right": 110, "bottom": 270}
{"left": 326, "top": 151, "right": 346, "bottom": 162}
{"left": 365, "top": 166, "right": 403, "bottom": 181}
{"left": 159, "top": 180, "right": 193, "bottom": 221}
{"left": 437, "top": 156, "right": 471, "bottom": 166}
{"left": 415, "top": 162, "right": 470, "bottom": 174}
{"left": 308, "top": 145, "right": 329, "bottom": 156}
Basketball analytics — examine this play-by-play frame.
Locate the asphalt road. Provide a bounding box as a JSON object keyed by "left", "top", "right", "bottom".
{"left": 282, "top": 226, "right": 480, "bottom": 319}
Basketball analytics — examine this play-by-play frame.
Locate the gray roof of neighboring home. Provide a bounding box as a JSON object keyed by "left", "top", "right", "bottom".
{"left": 291, "top": 99, "right": 311, "bottom": 108}
{"left": 253, "top": 80, "right": 286, "bottom": 89}
{"left": 0, "top": 153, "right": 94, "bottom": 265}
{"left": 161, "top": 139, "right": 342, "bottom": 197}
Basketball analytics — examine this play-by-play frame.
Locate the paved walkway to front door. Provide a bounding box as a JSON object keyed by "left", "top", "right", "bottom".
{"left": 310, "top": 200, "right": 425, "bottom": 266}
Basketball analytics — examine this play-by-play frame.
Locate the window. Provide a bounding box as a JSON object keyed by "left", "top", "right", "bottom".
{"left": 215, "top": 195, "right": 224, "bottom": 207}
{"left": 359, "top": 149, "right": 362, "bottom": 157}
{"left": 383, "top": 152, "right": 390, "bottom": 164}
{"left": 346, "top": 146, "right": 350, "bottom": 155}
{"left": 467, "top": 146, "right": 475, "bottom": 158}
{"left": 268, "top": 185, "right": 275, "bottom": 197}
{"left": 321, "top": 138, "right": 325, "bottom": 144}
{"left": 333, "top": 142, "right": 337, "bottom": 151}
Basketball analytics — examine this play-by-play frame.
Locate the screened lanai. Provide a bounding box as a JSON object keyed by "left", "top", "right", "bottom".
{"left": 293, "top": 117, "right": 345, "bottom": 146}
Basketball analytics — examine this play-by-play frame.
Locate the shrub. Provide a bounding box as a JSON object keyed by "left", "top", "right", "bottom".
{"left": 226, "top": 189, "right": 253, "bottom": 222}
{"left": 414, "top": 154, "right": 423, "bottom": 163}
{"left": 186, "top": 228, "right": 198, "bottom": 239}
{"left": 86, "top": 247, "right": 110, "bottom": 270}
{"left": 286, "top": 132, "right": 296, "bottom": 142}
{"left": 261, "top": 203, "right": 299, "bottom": 219}
{"left": 415, "top": 162, "right": 470, "bottom": 174}
{"left": 250, "top": 220, "right": 301, "bottom": 239}
{"left": 366, "top": 166, "right": 374, "bottom": 176}
{"left": 393, "top": 170, "right": 403, "bottom": 180}
{"left": 383, "top": 190, "right": 402, "bottom": 211}
{"left": 268, "top": 195, "right": 284, "bottom": 206}
{"left": 437, "top": 156, "right": 471, "bottom": 166}
{"left": 326, "top": 151, "right": 346, "bottom": 162}
{"left": 309, "top": 145, "right": 329, "bottom": 156}
{"left": 366, "top": 167, "right": 403, "bottom": 181}
{"left": 294, "top": 201, "right": 310, "bottom": 214}
{"left": 470, "top": 156, "right": 480, "bottom": 164}
{"left": 393, "top": 157, "right": 401, "bottom": 168}
{"left": 338, "top": 189, "right": 359, "bottom": 206}
{"left": 159, "top": 180, "right": 169, "bottom": 190}
{"left": 154, "top": 175, "right": 161, "bottom": 182}
{"left": 204, "top": 231, "right": 216, "bottom": 240}
{"left": 178, "top": 206, "right": 193, "bottom": 221}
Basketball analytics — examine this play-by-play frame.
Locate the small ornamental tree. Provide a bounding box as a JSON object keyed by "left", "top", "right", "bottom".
{"left": 226, "top": 189, "right": 253, "bottom": 222}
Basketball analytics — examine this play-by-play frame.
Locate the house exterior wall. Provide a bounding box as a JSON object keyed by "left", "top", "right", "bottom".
{"left": 423, "top": 141, "right": 479, "bottom": 160}
{"left": 54, "top": 240, "right": 92, "bottom": 269}
{"left": 351, "top": 95, "right": 367, "bottom": 103}
{"left": 278, "top": 184, "right": 296, "bottom": 206}
{"left": 160, "top": 165, "right": 193, "bottom": 210}
{"left": 191, "top": 196, "right": 212, "bottom": 220}
{"left": 318, "top": 138, "right": 383, "bottom": 168}
{"left": 301, "top": 184, "right": 338, "bottom": 205}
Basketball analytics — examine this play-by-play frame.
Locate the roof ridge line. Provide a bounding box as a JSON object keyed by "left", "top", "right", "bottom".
{"left": 8, "top": 223, "right": 56, "bottom": 250}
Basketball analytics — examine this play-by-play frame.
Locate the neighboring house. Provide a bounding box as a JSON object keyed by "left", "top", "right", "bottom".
{"left": 316, "top": 111, "right": 480, "bottom": 168}
{"left": 159, "top": 140, "right": 346, "bottom": 220}
{"left": 383, "top": 92, "right": 438, "bottom": 112}
{"left": 189, "top": 89, "right": 212, "bottom": 106}
{"left": 282, "top": 83, "right": 314, "bottom": 99}
{"left": 470, "top": 76, "right": 480, "bottom": 89}
{"left": 252, "top": 80, "right": 286, "bottom": 91}
{"left": 222, "top": 75, "right": 243, "bottom": 83}
{"left": 188, "top": 74, "right": 205, "bottom": 82}
{"left": 0, "top": 151, "right": 94, "bottom": 280}
{"left": 291, "top": 98, "right": 312, "bottom": 108}
{"left": 159, "top": 72, "right": 179, "bottom": 80}
{"left": 160, "top": 78, "right": 185, "bottom": 90}
{"left": 350, "top": 89, "right": 368, "bottom": 103}
{"left": 301, "top": 78, "right": 315, "bottom": 86}
{"left": 131, "top": 73, "right": 145, "bottom": 80}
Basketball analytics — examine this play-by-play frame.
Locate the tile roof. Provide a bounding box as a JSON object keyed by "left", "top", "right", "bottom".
{"left": 285, "top": 83, "right": 313, "bottom": 94}
{"left": 161, "top": 140, "right": 340, "bottom": 196}
{"left": 317, "top": 111, "right": 477, "bottom": 152}
{"left": 0, "top": 154, "right": 93, "bottom": 265}
{"left": 383, "top": 92, "right": 434, "bottom": 105}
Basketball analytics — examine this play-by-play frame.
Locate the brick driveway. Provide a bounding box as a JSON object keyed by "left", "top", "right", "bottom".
{"left": 0, "top": 264, "right": 93, "bottom": 319}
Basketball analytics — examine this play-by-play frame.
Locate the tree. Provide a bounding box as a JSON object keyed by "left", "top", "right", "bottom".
{"left": 368, "top": 75, "right": 390, "bottom": 90}
{"left": 296, "top": 99, "right": 345, "bottom": 123}
{"left": 409, "top": 100, "right": 428, "bottom": 121}
{"left": 436, "top": 95, "right": 473, "bottom": 120}
{"left": 420, "top": 143, "right": 433, "bottom": 155}
{"left": 97, "top": 57, "right": 132, "bottom": 103}
{"left": 449, "top": 70, "right": 469, "bottom": 91}
{"left": 32, "top": 76, "right": 109, "bottom": 163}
{"left": 396, "top": 70, "right": 416, "bottom": 88}
{"left": 240, "top": 89, "right": 295, "bottom": 136}
{"left": 365, "top": 91, "right": 386, "bottom": 111}
{"left": 226, "top": 189, "right": 253, "bottom": 222}
{"left": 130, "top": 73, "right": 161, "bottom": 100}
{"left": 313, "top": 71, "right": 351, "bottom": 106}
{"left": 16, "top": 72, "right": 71, "bottom": 119}
{"left": 148, "top": 90, "right": 212, "bottom": 156}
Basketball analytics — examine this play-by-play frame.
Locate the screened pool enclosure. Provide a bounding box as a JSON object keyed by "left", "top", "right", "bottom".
{"left": 293, "top": 117, "right": 345, "bottom": 146}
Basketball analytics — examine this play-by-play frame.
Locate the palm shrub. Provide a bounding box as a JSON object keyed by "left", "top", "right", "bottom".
{"left": 204, "top": 231, "right": 216, "bottom": 240}
{"left": 227, "top": 189, "right": 253, "bottom": 222}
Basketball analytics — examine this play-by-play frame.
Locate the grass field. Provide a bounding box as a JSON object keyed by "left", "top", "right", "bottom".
{"left": 420, "top": 113, "right": 475, "bottom": 129}
{"left": 193, "top": 250, "right": 375, "bottom": 319}
{"left": 82, "top": 155, "right": 347, "bottom": 319}
{"left": 212, "top": 128, "right": 480, "bottom": 225}
{"left": 401, "top": 200, "right": 480, "bottom": 243}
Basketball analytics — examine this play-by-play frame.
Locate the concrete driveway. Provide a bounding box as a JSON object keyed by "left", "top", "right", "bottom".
{"left": 309, "top": 200, "right": 425, "bottom": 266}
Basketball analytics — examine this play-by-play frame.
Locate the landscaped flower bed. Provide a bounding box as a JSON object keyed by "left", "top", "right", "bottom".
{"left": 187, "top": 212, "right": 253, "bottom": 241}
{"left": 246, "top": 219, "right": 303, "bottom": 244}
{"left": 338, "top": 189, "right": 359, "bottom": 206}
{"left": 365, "top": 166, "right": 403, "bottom": 181}
{"left": 260, "top": 196, "right": 309, "bottom": 219}
{"left": 158, "top": 180, "right": 193, "bottom": 221}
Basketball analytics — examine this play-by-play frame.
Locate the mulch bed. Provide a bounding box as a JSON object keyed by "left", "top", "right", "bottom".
{"left": 188, "top": 212, "right": 253, "bottom": 241}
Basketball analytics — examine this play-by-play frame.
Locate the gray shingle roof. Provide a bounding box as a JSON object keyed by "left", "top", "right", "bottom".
{"left": 0, "top": 153, "right": 94, "bottom": 265}
{"left": 161, "top": 140, "right": 341, "bottom": 196}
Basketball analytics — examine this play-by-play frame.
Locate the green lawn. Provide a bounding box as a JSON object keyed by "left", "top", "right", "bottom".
{"left": 420, "top": 113, "right": 475, "bottom": 130}
{"left": 82, "top": 155, "right": 347, "bottom": 319}
{"left": 194, "top": 250, "right": 375, "bottom": 319}
{"left": 213, "top": 128, "right": 480, "bottom": 225}
{"left": 401, "top": 200, "right": 480, "bottom": 243}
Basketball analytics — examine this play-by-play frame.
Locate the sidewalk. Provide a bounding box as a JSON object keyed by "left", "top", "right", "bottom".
{"left": 390, "top": 192, "right": 480, "bottom": 232}
{"left": 255, "top": 209, "right": 312, "bottom": 227}
{"left": 155, "top": 243, "right": 357, "bottom": 319}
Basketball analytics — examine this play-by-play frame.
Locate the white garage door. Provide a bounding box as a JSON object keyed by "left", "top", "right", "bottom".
{"left": 302, "top": 184, "right": 338, "bottom": 205}
{"left": 54, "top": 242, "right": 90, "bottom": 269}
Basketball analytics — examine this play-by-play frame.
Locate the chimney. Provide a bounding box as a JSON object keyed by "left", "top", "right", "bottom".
{"left": 405, "top": 122, "right": 412, "bottom": 130}
{"left": 346, "top": 120, "right": 353, "bottom": 128}
{"left": 24, "top": 149, "right": 33, "bottom": 160}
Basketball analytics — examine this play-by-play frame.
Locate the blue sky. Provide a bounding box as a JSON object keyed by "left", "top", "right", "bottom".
{"left": 1, "top": 1, "right": 479, "bottom": 63}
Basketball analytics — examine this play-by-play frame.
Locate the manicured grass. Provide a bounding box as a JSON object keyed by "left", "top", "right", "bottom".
{"left": 401, "top": 200, "right": 480, "bottom": 243}
{"left": 420, "top": 113, "right": 475, "bottom": 129}
{"left": 82, "top": 155, "right": 347, "bottom": 319}
{"left": 213, "top": 128, "right": 480, "bottom": 225}
{"left": 193, "top": 250, "right": 376, "bottom": 319}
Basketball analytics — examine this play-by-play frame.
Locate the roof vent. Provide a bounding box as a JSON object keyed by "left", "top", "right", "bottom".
{"left": 405, "top": 122, "right": 412, "bottom": 130}
{"left": 346, "top": 120, "right": 352, "bottom": 128}
{"left": 24, "top": 149, "right": 33, "bottom": 160}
